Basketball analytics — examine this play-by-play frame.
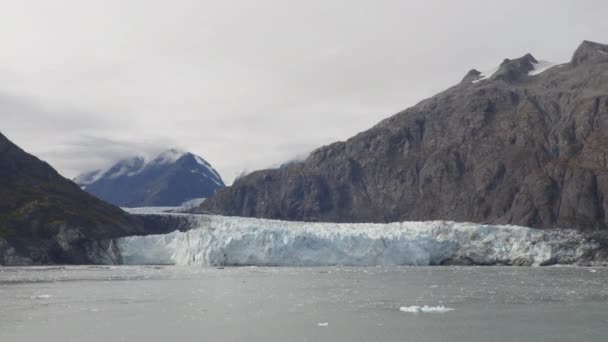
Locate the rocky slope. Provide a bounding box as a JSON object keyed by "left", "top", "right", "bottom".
{"left": 75, "top": 149, "right": 224, "bottom": 207}
{"left": 200, "top": 40, "right": 608, "bottom": 231}
{"left": 0, "top": 132, "right": 188, "bottom": 265}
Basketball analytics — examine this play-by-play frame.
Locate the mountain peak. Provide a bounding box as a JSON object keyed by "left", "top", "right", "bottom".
{"left": 571, "top": 40, "right": 608, "bottom": 66}
{"left": 200, "top": 40, "right": 608, "bottom": 232}
{"left": 468, "top": 53, "right": 541, "bottom": 84}
{"left": 491, "top": 53, "right": 538, "bottom": 82}
{"left": 75, "top": 149, "right": 225, "bottom": 207}
{"left": 461, "top": 69, "right": 482, "bottom": 83}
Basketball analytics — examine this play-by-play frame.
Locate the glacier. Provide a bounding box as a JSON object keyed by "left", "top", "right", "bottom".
{"left": 115, "top": 214, "right": 602, "bottom": 266}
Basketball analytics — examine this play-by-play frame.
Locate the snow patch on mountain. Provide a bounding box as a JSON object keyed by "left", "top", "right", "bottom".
{"left": 472, "top": 66, "right": 500, "bottom": 83}
{"left": 471, "top": 59, "right": 560, "bottom": 82}
{"left": 116, "top": 214, "right": 600, "bottom": 266}
{"left": 529, "top": 60, "right": 557, "bottom": 75}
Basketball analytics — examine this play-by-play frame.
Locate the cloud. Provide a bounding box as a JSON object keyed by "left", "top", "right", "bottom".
{"left": 1, "top": 0, "right": 607, "bottom": 182}
{"left": 39, "top": 135, "right": 181, "bottom": 178}
{"left": 0, "top": 91, "right": 176, "bottom": 177}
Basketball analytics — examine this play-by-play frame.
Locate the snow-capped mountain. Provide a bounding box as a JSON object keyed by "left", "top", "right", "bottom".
{"left": 75, "top": 149, "right": 225, "bottom": 207}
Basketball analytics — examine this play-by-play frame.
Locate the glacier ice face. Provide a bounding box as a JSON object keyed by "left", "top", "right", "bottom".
{"left": 116, "top": 214, "right": 601, "bottom": 266}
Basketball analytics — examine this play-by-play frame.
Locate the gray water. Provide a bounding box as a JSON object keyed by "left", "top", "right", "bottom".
{"left": 0, "top": 266, "right": 607, "bottom": 342}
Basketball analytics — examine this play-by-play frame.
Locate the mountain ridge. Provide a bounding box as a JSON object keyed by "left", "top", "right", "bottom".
{"left": 0, "top": 133, "right": 200, "bottom": 265}
{"left": 0, "top": 131, "right": 146, "bottom": 264}
{"left": 198, "top": 40, "right": 608, "bottom": 231}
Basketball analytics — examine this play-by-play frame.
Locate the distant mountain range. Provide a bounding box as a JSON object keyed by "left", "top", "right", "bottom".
{"left": 75, "top": 149, "right": 225, "bottom": 207}
{"left": 199, "top": 40, "right": 608, "bottom": 232}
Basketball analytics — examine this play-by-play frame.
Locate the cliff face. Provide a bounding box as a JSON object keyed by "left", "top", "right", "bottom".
{"left": 200, "top": 41, "right": 608, "bottom": 231}
{"left": 0, "top": 132, "right": 148, "bottom": 265}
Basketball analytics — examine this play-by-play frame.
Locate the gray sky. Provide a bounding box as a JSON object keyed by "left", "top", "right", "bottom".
{"left": 1, "top": 0, "right": 607, "bottom": 183}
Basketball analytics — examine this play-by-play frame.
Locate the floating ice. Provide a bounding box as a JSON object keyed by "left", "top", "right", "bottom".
{"left": 399, "top": 305, "right": 454, "bottom": 313}
{"left": 317, "top": 322, "right": 329, "bottom": 327}
{"left": 30, "top": 294, "right": 51, "bottom": 299}
{"left": 115, "top": 214, "right": 600, "bottom": 267}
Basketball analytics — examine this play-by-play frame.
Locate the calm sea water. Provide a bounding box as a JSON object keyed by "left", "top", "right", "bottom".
{"left": 1, "top": 266, "right": 606, "bottom": 342}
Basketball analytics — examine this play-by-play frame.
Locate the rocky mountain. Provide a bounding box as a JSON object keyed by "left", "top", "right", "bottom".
{"left": 0, "top": 133, "right": 197, "bottom": 265}
{"left": 199, "top": 40, "right": 608, "bottom": 232}
{"left": 75, "top": 149, "right": 224, "bottom": 207}
{"left": 0, "top": 132, "right": 149, "bottom": 264}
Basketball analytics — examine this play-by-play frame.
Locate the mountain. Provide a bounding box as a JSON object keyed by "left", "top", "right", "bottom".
{"left": 75, "top": 149, "right": 225, "bottom": 207}
{"left": 0, "top": 132, "right": 148, "bottom": 265}
{"left": 199, "top": 40, "right": 608, "bottom": 232}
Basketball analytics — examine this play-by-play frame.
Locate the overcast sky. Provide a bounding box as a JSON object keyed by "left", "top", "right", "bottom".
{"left": 1, "top": 0, "right": 607, "bottom": 183}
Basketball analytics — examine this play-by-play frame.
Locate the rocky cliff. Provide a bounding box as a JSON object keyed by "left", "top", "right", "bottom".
{"left": 199, "top": 41, "right": 608, "bottom": 231}
{"left": 0, "top": 132, "right": 187, "bottom": 265}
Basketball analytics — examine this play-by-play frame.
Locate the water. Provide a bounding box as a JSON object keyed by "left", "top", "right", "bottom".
{"left": 0, "top": 266, "right": 607, "bottom": 342}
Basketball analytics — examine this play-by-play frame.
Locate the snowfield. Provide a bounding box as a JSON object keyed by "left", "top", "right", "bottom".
{"left": 115, "top": 214, "right": 601, "bottom": 266}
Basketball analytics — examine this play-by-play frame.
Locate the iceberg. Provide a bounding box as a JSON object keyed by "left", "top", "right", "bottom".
{"left": 399, "top": 305, "right": 454, "bottom": 313}
{"left": 115, "top": 214, "right": 601, "bottom": 266}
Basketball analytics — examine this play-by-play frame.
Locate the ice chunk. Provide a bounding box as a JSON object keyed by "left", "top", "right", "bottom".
{"left": 399, "top": 305, "right": 454, "bottom": 313}
{"left": 30, "top": 294, "right": 51, "bottom": 299}
{"left": 317, "top": 322, "right": 329, "bottom": 327}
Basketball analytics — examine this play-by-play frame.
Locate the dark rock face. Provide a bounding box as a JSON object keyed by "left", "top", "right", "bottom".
{"left": 0, "top": 132, "right": 170, "bottom": 265}
{"left": 75, "top": 150, "right": 224, "bottom": 207}
{"left": 200, "top": 41, "right": 608, "bottom": 231}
